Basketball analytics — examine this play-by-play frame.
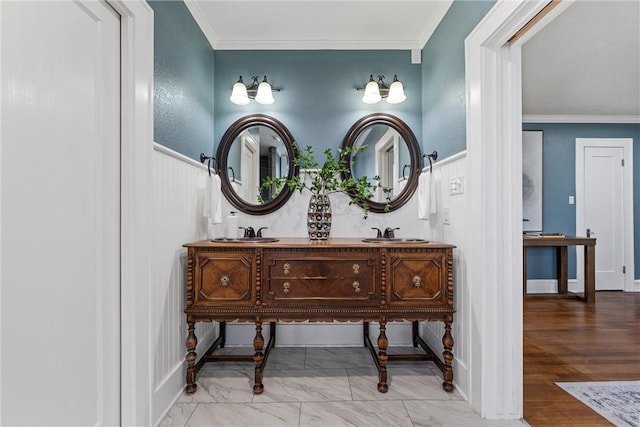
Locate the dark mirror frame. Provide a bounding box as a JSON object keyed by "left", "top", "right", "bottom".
{"left": 340, "top": 113, "right": 422, "bottom": 213}
{"left": 216, "top": 114, "right": 299, "bottom": 215}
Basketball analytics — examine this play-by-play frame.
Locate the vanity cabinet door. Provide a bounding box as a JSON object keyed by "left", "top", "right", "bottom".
{"left": 263, "top": 254, "right": 378, "bottom": 305}
{"left": 387, "top": 251, "right": 449, "bottom": 306}
{"left": 194, "top": 251, "right": 254, "bottom": 306}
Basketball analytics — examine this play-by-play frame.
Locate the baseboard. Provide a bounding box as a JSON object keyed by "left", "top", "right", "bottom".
{"left": 224, "top": 321, "right": 415, "bottom": 347}
{"left": 526, "top": 279, "right": 581, "bottom": 294}
{"left": 528, "top": 279, "right": 640, "bottom": 293}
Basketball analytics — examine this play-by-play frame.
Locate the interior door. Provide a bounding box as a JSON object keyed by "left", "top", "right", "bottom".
{"left": 241, "top": 134, "right": 259, "bottom": 203}
{"left": 577, "top": 141, "right": 626, "bottom": 291}
{"left": 1, "top": 1, "right": 121, "bottom": 424}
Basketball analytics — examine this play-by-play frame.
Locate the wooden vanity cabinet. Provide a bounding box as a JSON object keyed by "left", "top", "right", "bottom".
{"left": 183, "top": 238, "right": 455, "bottom": 395}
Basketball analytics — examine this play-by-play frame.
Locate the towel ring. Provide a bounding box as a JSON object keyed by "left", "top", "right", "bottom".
{"left": 422, "top": 151, "right": 438, "bottom": 173}
{"left": 199, "top": 153, "right": 217, "bottom": 176}
{"left": 402, "top": 164, "right": 411, "bottom": 180}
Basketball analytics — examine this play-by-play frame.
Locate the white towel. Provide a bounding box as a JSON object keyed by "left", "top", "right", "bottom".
{"left": 203, "top": 174, "right": 223, "bottom": 224}
{"left": 418, "top": 171, "right": 437, "bottom": 220}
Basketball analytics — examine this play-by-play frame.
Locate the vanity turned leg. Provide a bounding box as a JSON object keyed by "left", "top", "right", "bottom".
{"left": 185, "top": 317, "right": 198, "bottom": 394}
{"left": 377, "top": 317, "right": 389, "bottom": 393}
{"left": 412, "top": 321, "right": 419, "bottom": 347}
{"left": 363, "top": 321, "right": 369, "bottom": 347}
{"left": 220, "top": 321, "right": 226, "bottom": 348}
{"left": 442, "top": 315, "right": 454, "bottom": 392}
{"left": 253, "top": 319, "right": 265, "bottom": 394}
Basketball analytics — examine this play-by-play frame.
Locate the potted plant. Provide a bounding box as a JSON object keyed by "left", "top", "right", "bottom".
{"left": 260, "top": 142, "right": 389, "bottom": 240}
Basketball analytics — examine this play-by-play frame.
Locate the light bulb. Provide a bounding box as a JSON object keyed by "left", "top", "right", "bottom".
{"left": 362, "top": 80, "right": 381, "bottom": 104}
{"left": 386, "top": 79, "right": 406, "bottom": 104}
{"left": 229, "top": 80, "right": 250, "bottom": 105}
{"left": 255, "top": 80, "right": 275, "bottom": 104}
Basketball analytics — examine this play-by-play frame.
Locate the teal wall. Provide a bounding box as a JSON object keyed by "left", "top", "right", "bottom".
{"left": 522, "top": 123, "right": 639, "bottom": 280}
{"left": 213, "top": 50, "right": 422, "bottom": 156}
{"left": 421, "top": 0, "right": 496, "bottom": 160}
{"left": 148, "top": 0, "right": 638, "bottom": 278}
{"left": 148, "top": 0, "right": 215, "bottom": 160}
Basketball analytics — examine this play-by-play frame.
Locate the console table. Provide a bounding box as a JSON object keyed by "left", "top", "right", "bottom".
{"left": 183, "top": 238, "right": 456, "bottom": 395}
{"left": 523, "top": 235, "right": 596, "bottom": 303}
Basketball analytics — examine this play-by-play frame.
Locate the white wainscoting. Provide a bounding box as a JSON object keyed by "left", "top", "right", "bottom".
{"left": 419, "top": 151, "right": 470, "bottom": 399}
{"left": 151, "top": 145, "right": 470, "bottom": 422}
{"left": 151, "top": 144, "right": 218, "bottom": 425}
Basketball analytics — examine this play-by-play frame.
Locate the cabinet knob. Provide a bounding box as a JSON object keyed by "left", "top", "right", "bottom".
{"left": 220, "top": 275, "right": 230, "bottom": 288}
{"left": 283, "top": 263, "right": 291, "bottom": 276}
{"left": 352, "top": 264, "right": 360, "bottom": 276}
{"left": 353, "top": 281, "right": 361, "bottom": 293}
{"left": 412, "top": 275, "right": 422, "bottom": 288}
{"left": 283, "top": 282, "right": 290, "bottom": 294}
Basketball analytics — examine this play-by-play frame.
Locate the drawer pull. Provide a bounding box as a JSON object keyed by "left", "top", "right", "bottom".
{"left": 353, "top": 264, "right": 360, "bottom": 276}
{"left": 283, "top": 263, "right": 290, "bottom": 276}
{"left": 413, "top": 275, "right": 422, "bottom": 288}
{"left": 220, "top": 275, "right": 230, "bottom": 288}
{"left": 283, "top": 282, "right": 291, "bottom": 294}
{"left": 353, "top": 281, "right": 361, "bottom": 293}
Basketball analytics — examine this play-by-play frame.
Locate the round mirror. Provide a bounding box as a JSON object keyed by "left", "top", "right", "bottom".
{"left": 341, "top": 113, "right": 421, "bottom": 213}
{"left": 216, "top": 114, "right": 299, "bottom": 215}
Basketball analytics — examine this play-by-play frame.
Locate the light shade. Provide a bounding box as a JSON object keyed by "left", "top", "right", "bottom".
{"left": 255, "top": 79, "right": 275, "bottom": 104}
{"left": 386, "top": 77, "right": 406, "bottom": 104}
{"left": 229, "top": 77, "right": 250, "bottom": 105}
{"left": 362, "top": 79, "right": 381, "bottom": 104}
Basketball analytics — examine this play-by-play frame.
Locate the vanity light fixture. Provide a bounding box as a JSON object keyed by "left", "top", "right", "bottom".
{"left": 229, "top": 75, "right": 280, "bottom": 105}
{"left": 358, "top": 74, "right": 406, "bottom": 104}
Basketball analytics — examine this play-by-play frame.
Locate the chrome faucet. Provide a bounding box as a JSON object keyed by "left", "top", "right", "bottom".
{"left": 383, "top": 227, "right": 400, "bottom": 239}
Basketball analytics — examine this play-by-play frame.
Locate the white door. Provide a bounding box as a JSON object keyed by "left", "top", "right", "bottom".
{"left": 576, "top": 139, "right": 630, "bottom": 291}
{"left": 1, "top": 1, "right": 121, "bottom": 425}
{"left": 240, "top": 134, "right": 259, "bottom": 203}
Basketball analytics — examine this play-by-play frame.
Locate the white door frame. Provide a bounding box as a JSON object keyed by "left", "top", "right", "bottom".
{"left": 105, "top": 1, "right": 153, "bottom": 425}
{"left": 576, "top": 138, "right": 635, "bottom": 292}
{"left": 464, "top": 0, "right": 574, "bottom": 419}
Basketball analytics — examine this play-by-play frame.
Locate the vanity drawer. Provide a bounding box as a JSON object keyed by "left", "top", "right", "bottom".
{"left": 386, "top": 251, "right": 448, "bottom": 306}
{"left": 263, "top": 255, "right": 377, "bottom": 305}
{"left": 193, "top": 251, "right": 254, "bottom": 306}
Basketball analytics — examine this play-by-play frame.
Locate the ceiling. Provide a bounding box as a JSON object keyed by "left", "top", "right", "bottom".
{"left": 186, "top": 0, "right": 640, "bottom": 121}
{"left": 522, "top": 0, "right": 640, "bottom": 122}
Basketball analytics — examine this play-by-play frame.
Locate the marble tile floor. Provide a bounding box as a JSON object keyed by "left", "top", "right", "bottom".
{"left": 161, "top": 347, "right": 526, "bottom": 427}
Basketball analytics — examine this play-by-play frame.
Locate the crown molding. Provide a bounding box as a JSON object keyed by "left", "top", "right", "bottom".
{"left": 523, "top": 114, "right": 640, "bottom": 124}
{"left": 212, "top": 39, "right": 420, "bottom": 51}
{"left": 184, "top": 0, "right": 219, "bottom": 50}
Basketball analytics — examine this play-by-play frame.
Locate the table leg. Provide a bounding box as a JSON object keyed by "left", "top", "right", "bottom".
{"left": 377, "top": 317, "right": 389, "bottom": 393}
{"left": 557, "top": 246, "right": 568, "bottom": 294}
{"left": 523, "top": 246, "right": 528, "bottom": 295}
{"left": 253, "top": 319, "right": 265, "bottom": 394}
{"left": 585, "top": 245, "right": 596, "bottom": 303}
{"left": 185, "top": 316, "right": 198, "bottom": 394}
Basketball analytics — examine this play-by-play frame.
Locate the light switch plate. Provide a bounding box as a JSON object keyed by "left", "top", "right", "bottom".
{"left": 443, "top": 207, "right": 450, "bottom": 225}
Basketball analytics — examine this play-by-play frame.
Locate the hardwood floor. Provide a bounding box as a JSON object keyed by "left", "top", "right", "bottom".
{"left": 523, "top": 291, "right": 640, "bottom": 426}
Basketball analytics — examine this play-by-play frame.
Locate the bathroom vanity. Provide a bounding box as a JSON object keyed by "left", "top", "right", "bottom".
{"left": 182, "top": 237, "right": 455, "bottom": 395}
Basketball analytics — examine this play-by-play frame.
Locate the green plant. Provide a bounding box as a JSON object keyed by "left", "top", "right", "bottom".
{"left": 259, "top": 142, "right": 389, "bottom": 218}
